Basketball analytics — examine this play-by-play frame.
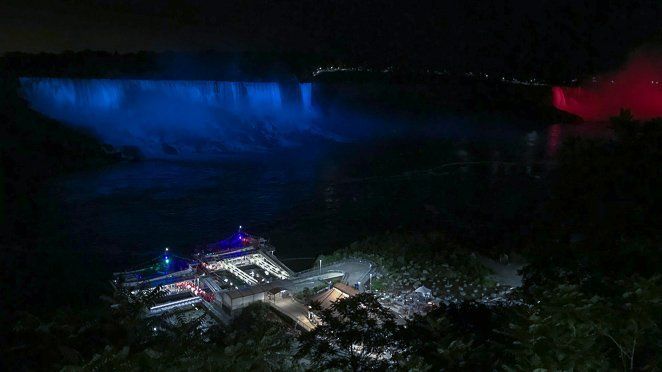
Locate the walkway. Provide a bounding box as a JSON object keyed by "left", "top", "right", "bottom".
{"left": 270, "top": 297, "right": 315, "bottom": 331}
{"left": 296, "top": 259, "right": 373, "bottom": 287}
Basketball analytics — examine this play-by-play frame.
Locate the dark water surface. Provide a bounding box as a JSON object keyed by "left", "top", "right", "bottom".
{"left": 12, "top": 120, "right": 609, "bottom": 314}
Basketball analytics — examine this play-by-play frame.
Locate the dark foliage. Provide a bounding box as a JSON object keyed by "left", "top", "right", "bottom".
{"left": 4, "top": 292, "right": 296, "bottom": 371}
{"left": 297, "top": 293, "right": 401, "bottom": 371}
{"left": 523, "top": 111, "right": 662, "bottom": 289}
{"left": 399, "top": 302, "right": 517, "bottom": 370}
{"left": 1, "top": 74, "right": 117, "bottom": 329}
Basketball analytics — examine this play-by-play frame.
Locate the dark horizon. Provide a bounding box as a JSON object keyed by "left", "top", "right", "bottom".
{"left": 2, "top": 0, "right": 661, "bottom": 77}
{"left": 2, "top": 2, "right": 661, "bottom": 370}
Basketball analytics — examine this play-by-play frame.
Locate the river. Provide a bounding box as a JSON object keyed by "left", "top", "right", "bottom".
{"left": 11, "top": 77, "right": 611, "bottom": 313}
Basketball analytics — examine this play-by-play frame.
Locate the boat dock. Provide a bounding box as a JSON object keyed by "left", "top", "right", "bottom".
{"left": 112, "top": 230, "right": 374, "bottom": 328}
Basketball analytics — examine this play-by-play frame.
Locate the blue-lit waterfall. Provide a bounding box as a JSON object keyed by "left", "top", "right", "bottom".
{"left": 300, "top": 83, "right": 312, "bottom": 113}
{"left": 20, "top": 78, "right": 319, "bottom": 156}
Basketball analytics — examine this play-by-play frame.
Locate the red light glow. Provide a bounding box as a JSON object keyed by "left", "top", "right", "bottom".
{"left": 552, "top": 53, "right": 662, "bottom": 121}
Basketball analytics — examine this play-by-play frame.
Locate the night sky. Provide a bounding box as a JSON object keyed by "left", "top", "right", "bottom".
{"left": 1, "top": 0, "right": 661, "bottom": 74}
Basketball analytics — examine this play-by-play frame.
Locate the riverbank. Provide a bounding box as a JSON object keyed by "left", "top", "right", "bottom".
{"left": 1, "top": 75, "right": 119, "bottom": 324}
{"left": 315, "top": 232, "right": 508, "bottom": 300}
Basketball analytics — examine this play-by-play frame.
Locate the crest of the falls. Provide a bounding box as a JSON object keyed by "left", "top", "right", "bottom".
{"left": 19, "top": 78, "right": 321, "bottom": 156}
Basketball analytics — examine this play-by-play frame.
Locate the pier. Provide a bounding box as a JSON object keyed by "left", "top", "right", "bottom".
{"left": 112, "top": 231, "right": 373, "bottom": 328}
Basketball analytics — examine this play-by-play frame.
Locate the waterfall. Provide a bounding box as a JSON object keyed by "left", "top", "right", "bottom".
{"left": 19, "top": 78, "right": 319, "bottom": 155}
{"left": 243, "top": 82, "right": 282, "bottom": 110}
{"left": 20, "top": 78, "right": 125, "bottom": 110}
{"left": 300, "top": 83, "right": 312, "bottom": 113}
{"left": 20, "top": 78, "right": 308, "bottom": 113}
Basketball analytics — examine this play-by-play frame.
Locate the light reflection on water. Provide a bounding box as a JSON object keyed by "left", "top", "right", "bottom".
{"left": 545, "top": 121, "right": 613, "bottom": 156}
{"left": 49, "top": 151, "right": 321, "bottom": 263}
{"left": 49, "top": 122, "right": 611, "bottom": 261}
{"left": 33, "top": 121, "right": 611, "bottom": 309}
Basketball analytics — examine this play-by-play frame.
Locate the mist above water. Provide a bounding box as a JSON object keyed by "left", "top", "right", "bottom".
{"left": 20, "top": 78, "right": 319, "bottom": 156}
{"left": 552, "top": 52, "right": 662, "bottom": 121}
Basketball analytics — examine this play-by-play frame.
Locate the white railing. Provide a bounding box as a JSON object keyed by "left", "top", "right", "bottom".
{"left": 205, "top": 260, "right": 258, "bottom": 285}
{"left": 295, "top": 258, "right": 374, "bottom": 277}
{"left": 149, "top": 296, "right": 201, "bottom": 315}
{"left": 203, "top": 250, "right": 292, "bottom": 286}
{"left": 249, "top": 254, "right": 290, "bottom": 280}
{"left": 224, "top": 253, "right": 291, "bottom": 280}
{"left": 222, "top": 261, "right": 258, "bottom": 285}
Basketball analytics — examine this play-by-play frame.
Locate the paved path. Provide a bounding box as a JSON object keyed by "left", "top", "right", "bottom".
{"left": 296, "top": 259, "right": 373, "bottom": 286}
{"left": 200, "top": 259, "right": 374, "bottom": 331}
{"left": 334, "top": 260, "right": 373, "bottom": 285}
{"left": 286, "top": 273, "right": 344, "bottom": 293}
{"left": 267, "top": 259, "right": 374, "bottom": 332}
{"left": 270, "top": 297, "right": 315, "bottom": 331}
{"left": 285, "top": 259, "right": 374, "bottom": 294}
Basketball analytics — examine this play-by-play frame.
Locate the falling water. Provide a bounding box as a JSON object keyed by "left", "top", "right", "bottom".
{"left": 300, "top": 83, "right": 313, "bottom": 113}
{"left": 19, "top": 78, "right": 319, "bottom": 155}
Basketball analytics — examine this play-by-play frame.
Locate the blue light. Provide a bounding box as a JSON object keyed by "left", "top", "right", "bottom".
{"left": 300, "top": 83, "right": 313, "bottom": 113}
{"left": 165, "top": 257, "right": 170, "bottom": 264}
{"left": 19, "top": 78, "right": 317, "bottom": 156}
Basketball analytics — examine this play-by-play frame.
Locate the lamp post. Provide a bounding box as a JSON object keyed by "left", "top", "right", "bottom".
{"left": 369, "top": 273, "right": 372, "bottom": 292}
{"left": 319, "top": 259, "right": 322, "bottom": 275}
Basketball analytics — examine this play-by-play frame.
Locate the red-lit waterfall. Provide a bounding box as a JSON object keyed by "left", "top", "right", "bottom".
{"left": 552, "top": 54, "right": 662, "bottom": 121}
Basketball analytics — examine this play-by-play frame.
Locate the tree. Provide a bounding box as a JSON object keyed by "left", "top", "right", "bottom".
{"left": 523, "top": 113, "right": 662, "bottom": 289}
{"left": 505, "top": 276, "right": 662, "bottom": 371}
{"left": 215, "top": 303, "right": 299, "bottom": 371}
{"left": 398, "top": 302, "right": 515, "bottom": 370}
{"left": 297, "top": 293, "right": 402, "bottom": 371}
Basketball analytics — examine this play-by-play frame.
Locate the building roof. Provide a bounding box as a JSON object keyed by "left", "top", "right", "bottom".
{"left": 311, "top": 282, "right": 359, "bottom": 310}
{"left": 197, "top": 232, "right": 274, "bottom": 261}
{"left": 333, "top": 282, "right": 359, "bottom": 296}
{"left": 205, "top": 232, "right": 264, "bottom": 253}
{"left": 144, "top": 273, "right": 197, "bottom": 288}
{"left": 224, "top": 282, "right": 283, "bottom": 300}
{"left": 113, "top": 254, "right": 195, "bottom": 284}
